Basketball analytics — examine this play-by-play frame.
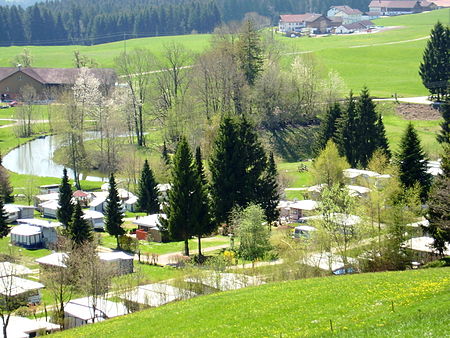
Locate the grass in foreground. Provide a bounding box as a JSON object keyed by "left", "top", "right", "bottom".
{"left": 54, "top": 267, "right": 450, "bottom": 337}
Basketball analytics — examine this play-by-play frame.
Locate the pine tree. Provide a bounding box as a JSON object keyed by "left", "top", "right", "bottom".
{"left": 0, "top": 197, "right": 10, "bottom": 239}
{"left": 374, "top": 114, "right": 391, "bottom": 159}
{"left": 355, "top": 87, "right": 379, "bottom": 168}
{"left": 426, "top": 147, "right": 450, "bottom": 255}
{"left": 314, "top": 102, "right": 342, "bottom": 154}
{"left": 193, "top": 146, "right": 214, "bottom": 257}
{"left": 57, "top": 168, "right": 73, "bottom": 228}
{"left": 237, "top": 19, "right": 264, "bottom": 86}
{"left": 0, "top": 155, "right": 13, "bottom": 204}
{"left": 419, "top": 22, "right": 450, "bottom": 101}
{"left": 69, "top": 202, "right": 92, "bottom": 246}
{"left": 162, "top": 141, "right": 171, "bottom": 165}
{"left": 210, "top": 116, "right": 244, "bottom": 224}
{"left": 258, "top": 152, "right": 280, "bottom": 226}
{"left": 162, "top": 137, "right": 203, "bottom": 256}
{"left": 397, "top": 123, "right": 432, "bottom": 200}
{"left": 334, "top": 91, "right": 359, "bottom": 167}
{"left": 136, "top": 160, "right": 160, "bottom": 215}
{"left": 437, "top": 100, "right": 450, "bottom": 144}
{"left": 239, "top": 116, "right": 267, "bottom": 203}
{"left": 105, "top": 173, "right": 125, "bottom": 249}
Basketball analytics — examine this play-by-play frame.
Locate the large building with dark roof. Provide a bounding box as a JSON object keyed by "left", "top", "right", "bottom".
{"left": 0, "top": 66, "right": 117, "bottom": 100}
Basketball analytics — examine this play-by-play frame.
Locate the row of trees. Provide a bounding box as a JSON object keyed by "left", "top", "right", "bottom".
{"left": 315, "top": 87, "right": 390, "bottom": 168}
{"left": 0, "top": 0, "right": 370, "bottom": 45}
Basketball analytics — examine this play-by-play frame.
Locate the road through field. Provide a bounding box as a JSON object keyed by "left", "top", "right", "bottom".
{"left": 349, "top": 35, "right": 430, "bottom": 48}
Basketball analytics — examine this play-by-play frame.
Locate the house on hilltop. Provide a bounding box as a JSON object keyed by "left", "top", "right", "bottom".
{"left": 278, "top": 14, "right": 332, "bottom": 34}
{"left": 368, "top": 0, "right": 435, "bottom": 15}
{"left": 327, "top": 6, "right": 363, "bottom": 23}
{"left": 0, "top": 66, "right": 117, "bottom": 100}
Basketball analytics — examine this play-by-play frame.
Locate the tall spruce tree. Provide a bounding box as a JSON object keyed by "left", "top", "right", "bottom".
{"left": 136, "top": 160, "right": 160, "bottom": 215}
{"left": 239, "top": 116, "right": 267, "bottom": 203}
{"left": 57, "top": 168, "right": 73, "bottom": 228}
{"left": 162, "top": 141, "right": 171, "bottom": 166}
{"left": 397, "top": 123, "right": 432, "bottom": 200}
{"left": 334, "top": 91, "right": 359, "bottom": 167}
{"left": 0, "top": 197, "right": 9, "bottom": 239}
{"left": 210, "top": 115, "right": 269, "bottom": 225}
{"left": 105, "top": 173, "right": 125, "bottom": 249}
{"left": 210, "top": 116, "right": 243, "bottom": 224}
{"left": 426, "top": 146, "right": 450, "bottom": 255}
{"left": 193, "top": 146, "right": 214, "bottom": 257}
{"left": 375, "top": 114, "right": 391, "bottom": 159}
{"left": 419, "top": 22, "right": 450, "bottom": 101}
{"left": 237, "top": 19, "right": 264, "bottom": 86}
{"left": 437, "top": 100, "right": 450, "bottom": 144}
{"left": 162, "top": 137, "right": 203, "bottom": 256}
{"left": 258, "top": 152, "right": 280, "bottom": 227}
{"left": 69, "top": 202, "right": 92, "bottom": 246}
{"left": 355, "top": 87, "right": 379, "bottom": 168}
{"left": 315, "top": 102, "right": 342, "bottom": 154}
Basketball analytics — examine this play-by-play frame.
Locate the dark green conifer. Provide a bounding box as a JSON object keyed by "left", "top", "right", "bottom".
{"left": 136, "top": 160, "right": 160, "bottom": 215}
{"left": 419, "top": 22, "right": 450, "bottom": 101}
{"left": 69, "top": 202, "right": 93, "bottom": 246}
{"left": 397, "top": 123, "right": 432, "bottom": 200}
{"left": 315, "top": 102, "right": 342, "bottom": 154}
{"left": 437, "top": 100, "right": 450, "bottom": 144}
{"left": 162, "top": 137, "right": 203, "bottom": 256}
{"left": 105, "top": 173, "right": 125, "bottom": 249}
{"left": 57, "top": 168, "right": 73, "bottom": 228}
{"left": 258, "top": 152, "right": 280, "bottom": 226}
{"left": 0, "top": 197, "right": 10, "bottom": 239}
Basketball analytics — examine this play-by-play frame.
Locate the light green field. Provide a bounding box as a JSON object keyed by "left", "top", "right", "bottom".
{"left": 54, "top": 267, "right": 450, "bottom": 337}
{"left": 279, "top": 9, "right": 449, "bottom": 97}
{"left": 0, "top": 34, "right": 211, "bottom": 69}
{"left": 0, "top": 10, "right": 448, "bottom": 96}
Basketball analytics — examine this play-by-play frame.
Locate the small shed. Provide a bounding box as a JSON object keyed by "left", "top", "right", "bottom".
{"left": 119, "top": 283, "right": 196, "bottom": 309}
{"left": 124, "top": 195, "right": 138, "bottom": 212}
{"left": 64, "top": 297, "right": 128, "bottom": 329}
{"left": 4, "top": 204, "right": 34, "bottom": 223}
{"left": 288, "top": 200, "right": 318, "bottom": 221}
{"left": 0, "top": 262, "right": 32, "bottom": 277}
{"left": 133, "top": 214, "right": 166, "bottom": 242}
{"left": 347, "top": 185, "right": 371, "bottom": 198}
{"left": 39, "top": 184, "right": 60, "bottom": 194}
{"left": 293, "top": 225, "right": 318, "bottom": 239}
{"left": 89, "top": 192, "right": 108, "bottom": 213}
{"left": 39, "top": 199, "right": 59, "bottom": 218}
{"left": 304, "top": 252, "right": 358, "bottom": 274}
{"left": 73, "top": 190, "right": 91, "bottom": 206}
{"left": 98, "top": 251, "right": 134, "bottom": 275}
{"left": 402, "top": 236, "right": 450, "bottom": 262}
{"left": 35, "top": 252, "right": 68, "bottom": 269}
{"left": 0, "top": 276, "right": 44, "bottom": 303}
{"left": 83, "top": 210, "right": 105, "bottom": 230}
{"left": 185, "top": 272, "right": 264, "bottom": 292}
{"left": 34, "top": 193, "right": 59, "bottom": 210}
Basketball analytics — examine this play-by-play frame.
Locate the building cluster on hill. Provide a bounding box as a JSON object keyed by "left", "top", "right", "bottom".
{"left": 278, "top": 1, "right": 442, "bottom": 36}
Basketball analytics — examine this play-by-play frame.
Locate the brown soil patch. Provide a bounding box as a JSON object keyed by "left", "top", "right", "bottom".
{"left": 396, "top": 103, "right": 442, "bottom": 120}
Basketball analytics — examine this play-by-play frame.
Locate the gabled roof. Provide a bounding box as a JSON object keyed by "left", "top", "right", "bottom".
{"left": 65, "top": 297, "right": 127, "bottom": 321}
{"left": 279, "top": 13, "right": 323, "bottom": 23}
{"left": 0, "top": 67, "right": 117, "bottom": 86}
{"left": 0, "top": 276, "right": 44, "bottom": 296}
{"left": 331, "top": 5, "right": 363, "bottom": 15}
{"left": 369, "top": 1, "right": 420, "bottom": 9}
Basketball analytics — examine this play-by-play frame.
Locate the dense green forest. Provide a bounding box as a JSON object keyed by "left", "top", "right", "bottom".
{"left": 0, "top": 0, "right": 370, "bottom": 46}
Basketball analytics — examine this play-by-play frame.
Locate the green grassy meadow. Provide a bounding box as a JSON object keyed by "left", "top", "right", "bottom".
{"left": 0, "top": 10, "right": 448, "bottom": 96}
{"left": 54, "top": 267, "right": 450, "bottom": 337}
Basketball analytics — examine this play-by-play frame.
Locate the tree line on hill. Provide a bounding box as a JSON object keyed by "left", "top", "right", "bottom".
{"left": 0, "top": 0, "right": 371, "bottom": 46}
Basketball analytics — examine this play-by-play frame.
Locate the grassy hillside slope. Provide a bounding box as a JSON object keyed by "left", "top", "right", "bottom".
{"left": 0, "top": 10, "right": 448, "bottom": 96}
{"left": 55, "top": 267, "right": 450, "bottom": 337}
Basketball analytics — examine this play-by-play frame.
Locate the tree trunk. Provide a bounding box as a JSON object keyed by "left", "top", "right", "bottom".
{"left": 3, "top": 324, "right": 6, "bottom": 338}
{"left": 116, "top": 235, "right": 120, "bottom": 250}
{"left": 198, "top": 236, "right": 202, "bottom": 257}
{"left": 184, "top": 239, "right": 189, "bottom": 256}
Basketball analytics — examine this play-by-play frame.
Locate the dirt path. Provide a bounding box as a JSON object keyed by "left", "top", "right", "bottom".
{"left": 349, "top": 35, "right": 429, "bottom": 49}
